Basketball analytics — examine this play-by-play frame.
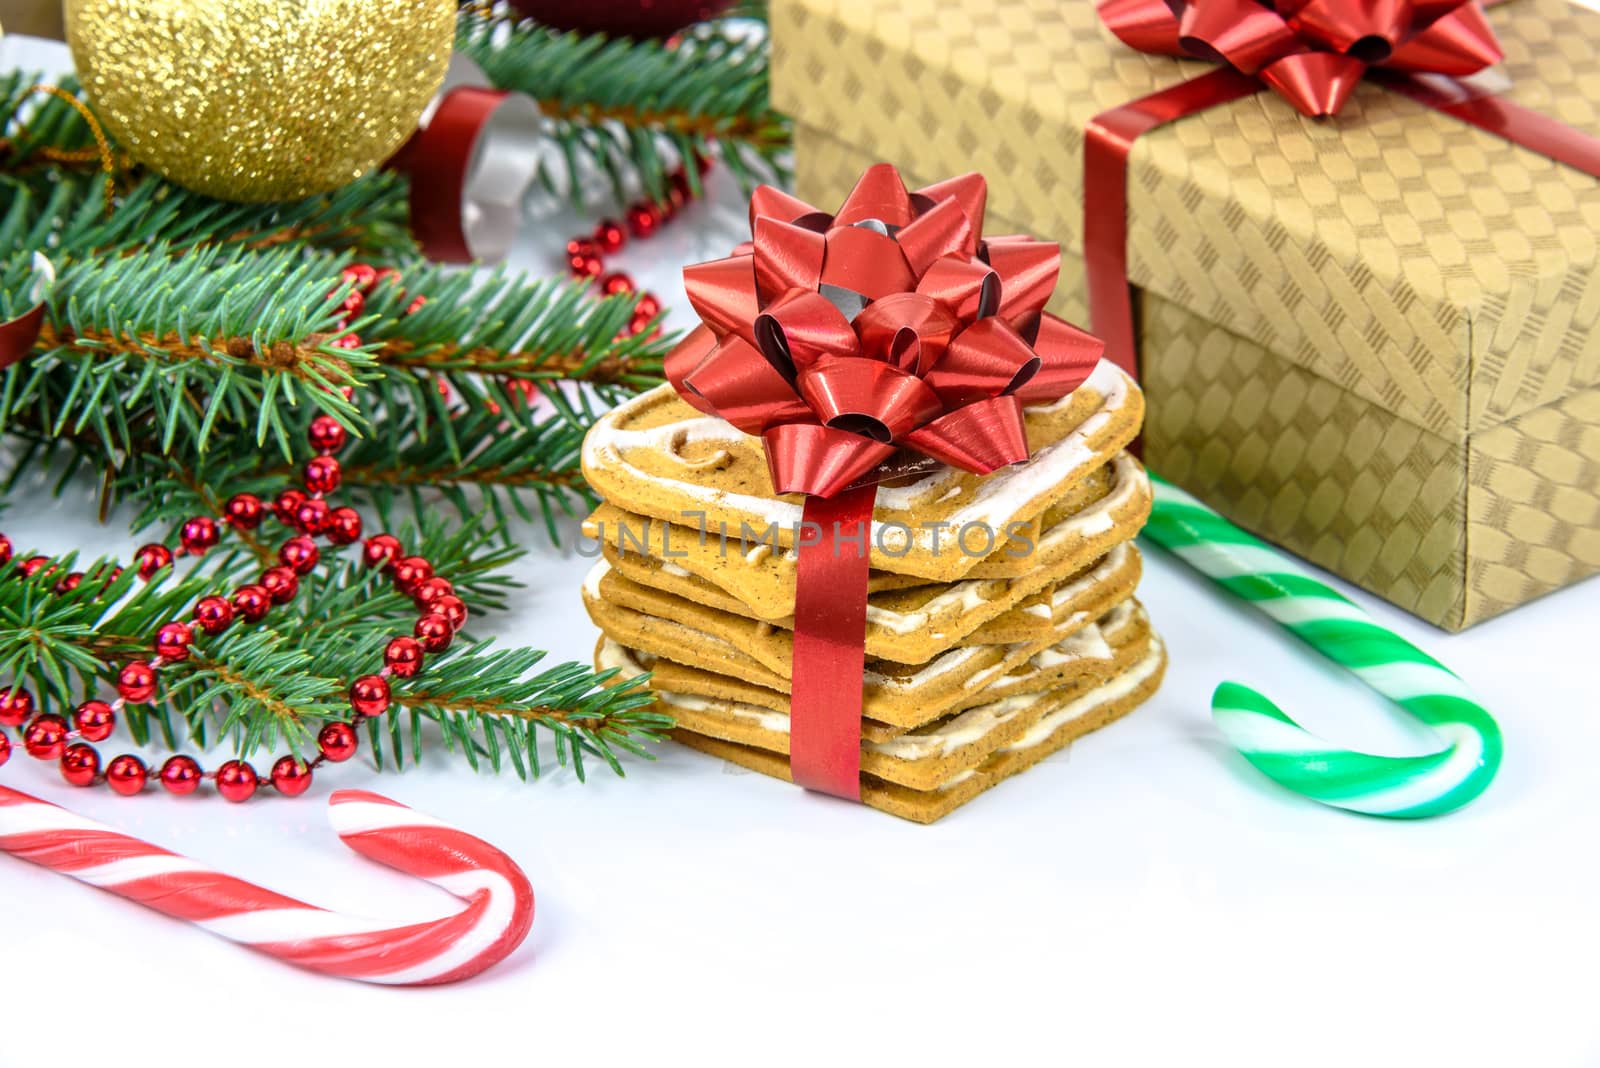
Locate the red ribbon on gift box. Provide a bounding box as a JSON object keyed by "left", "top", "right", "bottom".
{"left": 665, "top": 167, "right": 1104, "bottom": 799}
{"left": 1087, "top": 0, "right": 1600, "bottom": 378}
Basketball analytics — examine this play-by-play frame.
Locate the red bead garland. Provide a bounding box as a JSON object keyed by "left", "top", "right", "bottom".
{"left": 160, "top": 755, "right": 203, "bottom": 795}
{"left": 271, "top": 756, "right": 313, "bottom": 797}
{"left": 0, "top": 372, "right": 471, "bottom": 803}
{"left": 0, "top": 686, "right": 33, "bottom": 728}
{"left": 565, "top": 158, "right": 711, "bottom": 341}
{"left": 105, "top": 754, "right": 147, "bottom": 795}
{"left": 73, "top": 701, "right": 115, "bottom": 743}
{"left": 317, "top": 722, "right": 359, "bottom": 763}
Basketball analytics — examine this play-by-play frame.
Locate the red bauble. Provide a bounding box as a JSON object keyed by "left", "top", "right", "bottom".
{"left": 506, "top": 0, "right": 734, "bottom": 37}
{"left": 593, "top": 218, "right": 627, "bottom": 253}
{"left": 224, "top": 493, "right": 265, "bottom": 529}
{"left": 391, "top": 556, "right": 433, "bottom": 594}
{"left": 60, "top": 743, "right": 100, "bottom": 787}
{"left": 294, "top": 498, "right": 331, "bottom": 536}
{"left": 0, "top": 731, "right": 10, "bottom": 769}
{"left": 193, "top": 595, "right": 235, "bottom": 635}
{"left": 260, "top": 566, "right": 300, "bottom": 605}
{"left": 566, "top": 236, "right": 599, "bottom": 259}
{"left": 318, "top": 721, "right": 359, "bottom": 763}
{"left": 434, "top": 595, "right": 469, "bottom": 632}
{"left": 233, "top": 584, "right": 272, "bottom": 624}
{"left": 274, "top": 489, "right": 308, "bottom": 525}
{"left": 384, "top": 636, "right": 424, "bottom": 678}
{"left": 19, "top": 555, "right": 50, "bottom": 577}
{"left": 23, "top": 715, "right": 68, "bottom": 760}
{"left": 180, "top": 516, "right": 220, "bottom": 555}
{"left": 625, "top": 201, "right": 661, "bottom": 239}
{"left": 326, "top": 507, "right": 363, "bottom": 545}
{"left": 55, "top": 571, "right": 83, "bottom": 594}
{"left": 0, "top": 533, "right": 10, "bottom": 567}
{"left": 270, "top": 756, "right": 313, "bottom": 797}
{"left": 363, "top": 534, "right": 402, "bottom": 570}
{"left": 304, "top": 455, "right": 342, "bottom": 495}
{"left": 349, "top": 675, "right": 391, "bottom": 718}
{"left": 105, "top": 754, "right": 148, "bottom": 796}
{"left": 135, "top": 543, "right": 174, "bottom": 580}
{"left": 215, "top": 760, "right": 258, "bottom": 803}
{"left": 159, "top": 755, "right": 203, "bottom": 795}
{"left": 406, "top": 294, "right": 428, "bottom": 316}
{"left": 0, "top": 686, "right": 34, "bottom": 728}
{"left": 155, "top": 621, "right": 195, "bottom": 661}
{"left": 412, "top": 576, "right": 455, "bottom": 609}
{"left": 280, "top": 536, "right": 320, "bottom": 575}
{"left": 73, "top": 701, "right": 115, "bottom": 742}
{"left": 414, "top": 613, "right": 454, "bottom": 653}
{"left": 117, "top": 661, "right": 157, "bottom": 703}
{"left": 330, "top": 333, "right": 363, "bottom": 351}
{"left": 600, "top": 272, "right": 635, "bottom": 297}
{"left": 339, "top": 288, "right": 365, "bottom": 319}
{"left": 308, "top": 414, "right": 348, "bottom": 453}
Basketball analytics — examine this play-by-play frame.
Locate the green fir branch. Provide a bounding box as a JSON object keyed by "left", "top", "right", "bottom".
{"left": 0, "top": 517, "right": 668, "bottom": 778}
{"left": 456, "top": 7, "right": 790, "bottom": 206}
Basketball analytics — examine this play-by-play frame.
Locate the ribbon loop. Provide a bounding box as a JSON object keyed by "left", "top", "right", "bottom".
{"left": 1099, "top": 0, "right": 1503, "bottom": 116}
{"left": 663, "top": 165, "right": 1095, "bottom": 501}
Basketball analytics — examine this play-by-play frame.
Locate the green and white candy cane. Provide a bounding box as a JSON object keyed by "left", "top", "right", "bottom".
{"left": 1143, "top": 474, "right": 1502, "bottom": 818}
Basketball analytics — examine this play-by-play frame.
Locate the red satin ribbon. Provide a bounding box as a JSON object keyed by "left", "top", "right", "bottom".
{"left": 0, "top": 301, "right": 46, "bottom": 371}
{"left": 789, "top": 485, "right": 876, "bottom": 799}
{"left": 1084, "top": 68, "right": 1263, "bottom": 378}
{"left": 1086, "top": 9, "right": 1600, "bottom": 382}
{"left": 396, "top": 86, "right": 513, "bottom": 263}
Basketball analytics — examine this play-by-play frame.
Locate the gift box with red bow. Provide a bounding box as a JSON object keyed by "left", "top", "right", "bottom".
{"left": 773, "top": 0, "right": 1600, "bottom": 630}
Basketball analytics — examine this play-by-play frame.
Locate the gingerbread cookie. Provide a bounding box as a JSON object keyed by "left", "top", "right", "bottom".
{"left": 582, "top": 451, "right": 1149, "bottom": 622}
{"left": 581, "top": 360, "right": 1143, "bottom": 584}
{"left": 582, "top": 555, "right": 1140, "bottom": 729}
{"left": 672, "top": 636, "right": 1168, "bottom": 823}
{"left": 599, "top": 601, "right": 1152, "bottom": 793}
{"left": 594, "top": 519, "right": 1143, "bottom": 664}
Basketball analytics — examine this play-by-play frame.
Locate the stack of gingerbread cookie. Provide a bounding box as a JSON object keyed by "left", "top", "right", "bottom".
{"left": 580, "top": 357, "right": 1166, "bottom": 823}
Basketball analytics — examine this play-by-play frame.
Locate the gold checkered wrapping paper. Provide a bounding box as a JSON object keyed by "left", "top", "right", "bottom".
{"left": 791, "top": 116, "right": 1600, "bottom": 630}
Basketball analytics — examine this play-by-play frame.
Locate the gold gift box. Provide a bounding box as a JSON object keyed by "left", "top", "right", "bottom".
{"left": 772, "top": 0, "right": 1600, "bottom": 630}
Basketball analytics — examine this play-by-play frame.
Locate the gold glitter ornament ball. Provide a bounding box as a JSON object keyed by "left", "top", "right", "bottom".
{"left": 65, "top": 0, "right": 456, "bottom": 203}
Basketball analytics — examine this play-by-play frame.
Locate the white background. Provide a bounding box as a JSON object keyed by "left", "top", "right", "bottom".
{"left": 3, "top": 28, "right": 1599, "bottom": 1068}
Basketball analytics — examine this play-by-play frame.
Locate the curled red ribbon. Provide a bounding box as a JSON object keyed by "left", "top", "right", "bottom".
{"left": 389, "top": 60, "right": 543, "bottom": 264}
{"left": 0, "top": 253, "right": 54, "bottom": 372}
{"left": 666, "top": 166, "right": 1103, "bottom": 799}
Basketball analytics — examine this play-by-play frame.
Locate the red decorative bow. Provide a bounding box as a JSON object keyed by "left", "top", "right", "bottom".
{"left": 665, "top": 165, "right": 1104, "bottom": 499}
{"left": 1099, "top": 0, "right": 1503, "bottom": 116}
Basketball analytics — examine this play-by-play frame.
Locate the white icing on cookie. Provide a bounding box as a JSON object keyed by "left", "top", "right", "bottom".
{"left": 582, "top": 360, "right": 1137, "bottom": 560}
{"left": 999, "top": 636, "right": 1164, "bottom": 753}
{"left": 594, "top": 603, "right": 1149, "bottom": 760}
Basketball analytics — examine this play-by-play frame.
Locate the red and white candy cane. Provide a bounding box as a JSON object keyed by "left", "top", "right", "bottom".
{"left": 0, "top": 786, "right": 535, "bottom": 985}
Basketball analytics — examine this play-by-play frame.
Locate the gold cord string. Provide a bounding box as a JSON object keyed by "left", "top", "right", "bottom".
{"left": 2, "top": 84, "right": 119, "bottom": 216}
